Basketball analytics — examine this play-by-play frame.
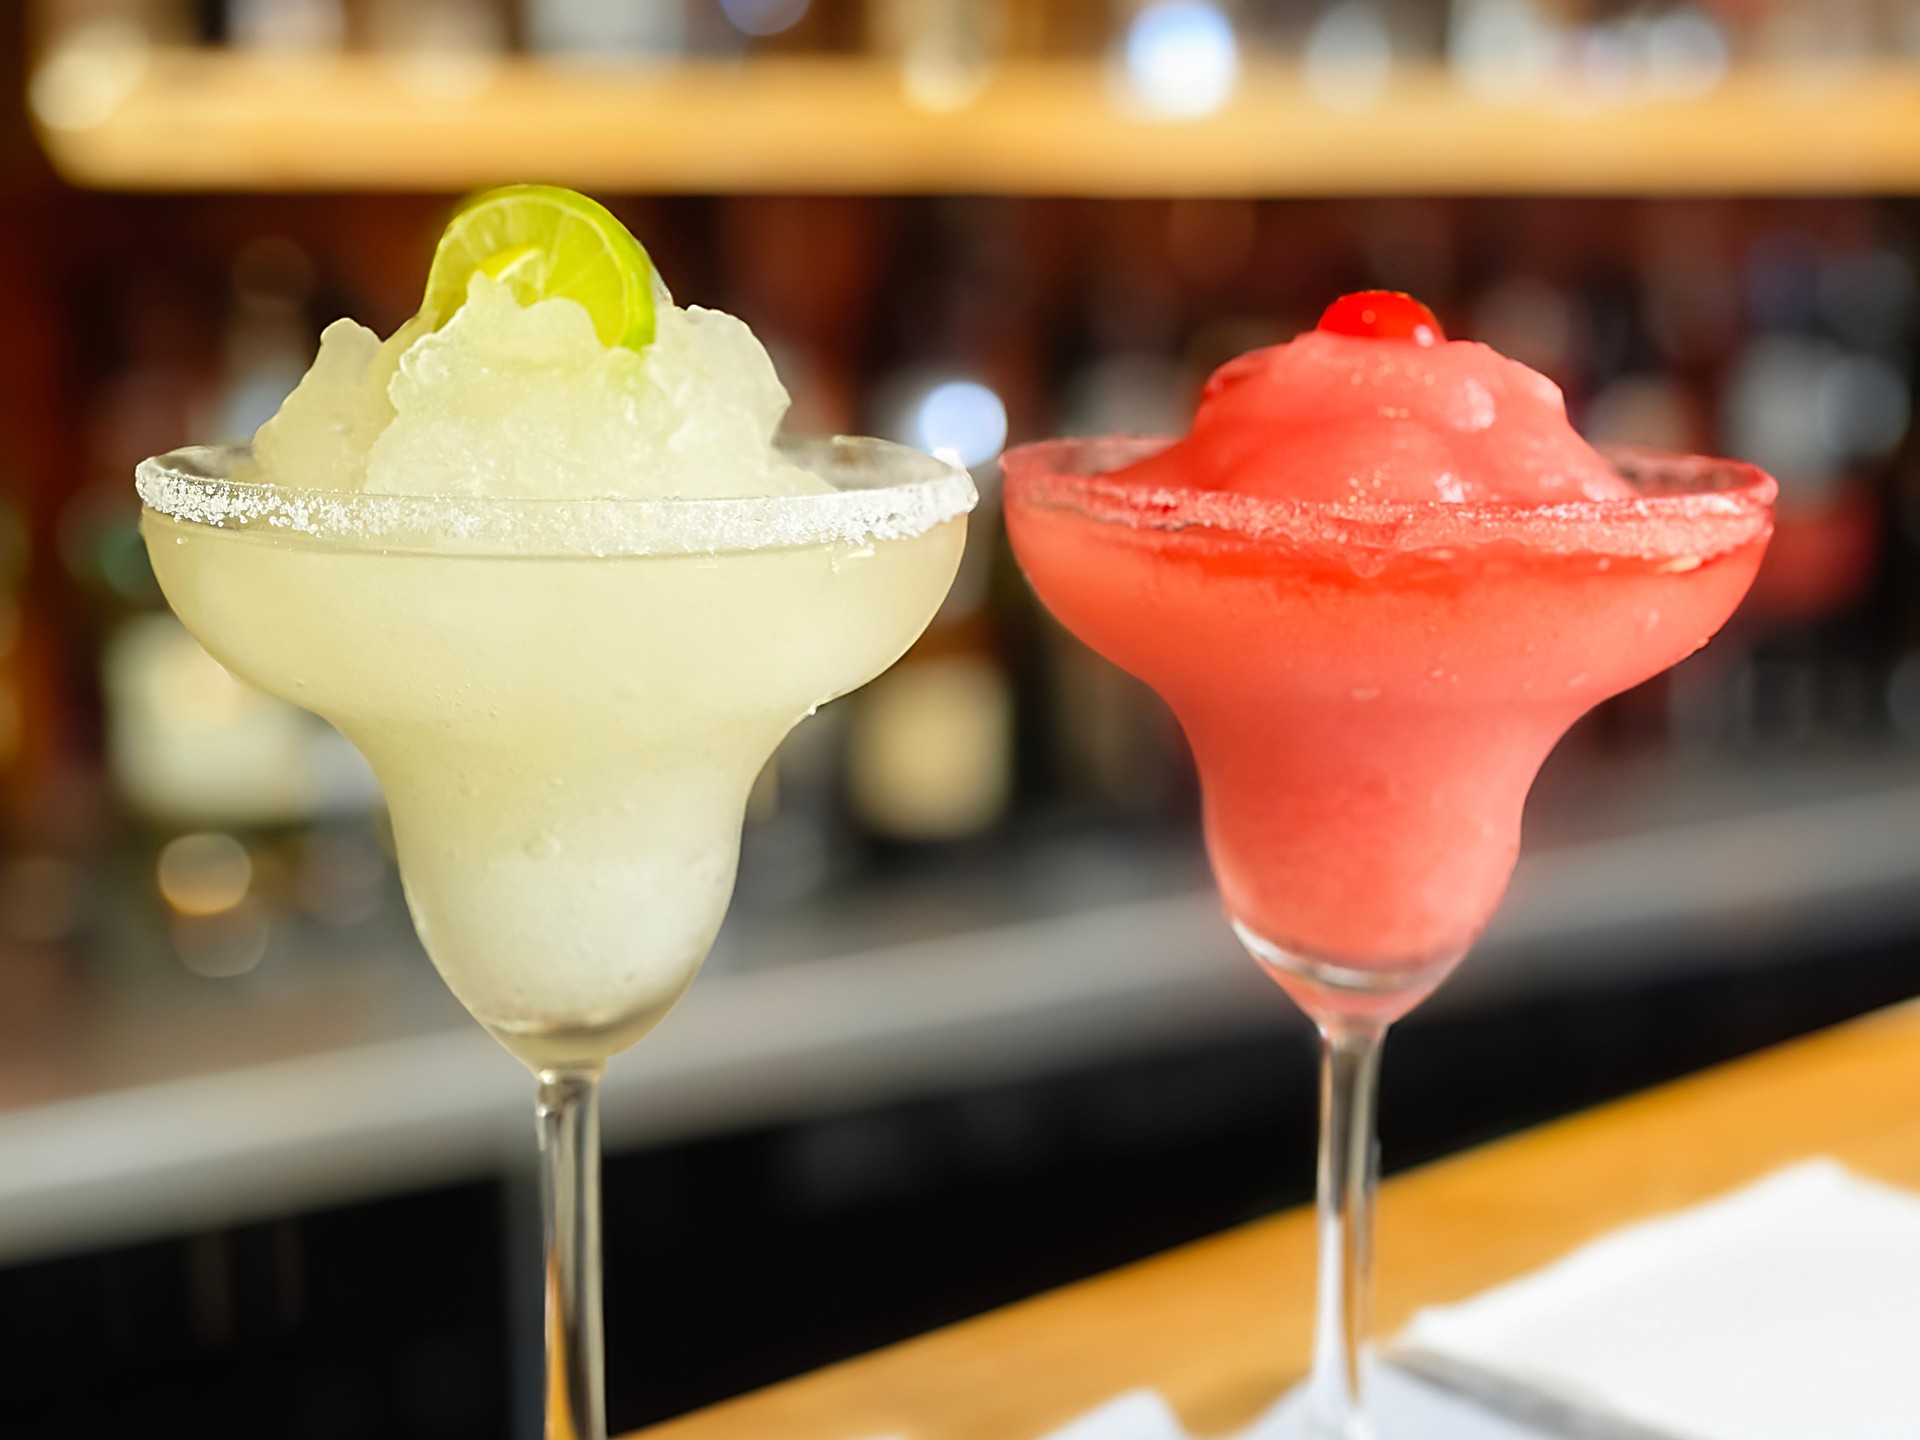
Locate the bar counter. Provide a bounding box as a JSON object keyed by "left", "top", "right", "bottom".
{"left": 637, "top": 1000, "right": 1920, "bottom": 1439}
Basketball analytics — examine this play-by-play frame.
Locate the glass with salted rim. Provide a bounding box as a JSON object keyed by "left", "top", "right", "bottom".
{"left": 1003, "top": 436, "right": 1774, "bottom": 1440}
{"left": 138, "top": 436, "right": 976, "bottom": 1440}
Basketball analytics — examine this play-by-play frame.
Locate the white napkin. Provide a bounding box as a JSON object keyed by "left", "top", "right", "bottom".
{"left": 1398, "top": 1160, "right": 1920, "bottom": 1440}
{"left": 1039, "top": 1366, "right": 1556, "bottom": 1439}
{"left": 1038, "top": 1161, "right": 1920, "bottom": 1440}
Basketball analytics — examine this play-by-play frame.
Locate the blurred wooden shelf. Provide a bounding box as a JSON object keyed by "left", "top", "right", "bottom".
{"left": 31, "top": 48, "right": 1920, "bottom": 196}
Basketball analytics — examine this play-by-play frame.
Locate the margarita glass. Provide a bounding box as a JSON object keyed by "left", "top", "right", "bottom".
{"left": 1005, "top": 310, "right": 1772, "bottom": 1435}
{"left": 138, "top": 435, "right": 971, "bottom": 1438}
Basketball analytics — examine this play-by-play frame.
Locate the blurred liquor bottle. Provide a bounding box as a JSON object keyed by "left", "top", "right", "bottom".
{"left": 200, "top": 236, "right": 314, "bottom": 443}
{"left": 78, "top": 239, "right": 382, "bottom": 834}
{"left": 520, "top": 0, "right": 688, "bottom": 60}
{"left": 842, "top": 200, "right": 1029, "bottom": 847}
{"left": 0, "top": 495, "right": 34, "bottom": 803}
{"left": 1654, "top": 215, "right": 1912, "bottom": 752}
{"left": 846, "top": 582, "right": 1016, "bottom": 846}
{"left": 1893, "top": 442, "right": 1920, "bottom": 742}
{"left": 33, "top": 0, "right": 197, "bottom": 46}
{"left": 869, "top": 0, "right": 1106, "bottom": 62}
{"left": 715, "top": 196, "right": 891, "bottom": 891}
{"left": 1033, "top": 201, "right": 1202, "bottom": 823}
{"left": 730, "top": 0, "right": 863, "bottom": 52}
{"left": 357, "top": 0, "right": 508, "bottom": 89}
{"left": 866, "top": 0, "right": 1009, "bottom": 106}
{"left": 225, "top": 0, "right": 346, "bottom": 51}
{"left": 523, "top": 0, "right": 853, "bottom": 59}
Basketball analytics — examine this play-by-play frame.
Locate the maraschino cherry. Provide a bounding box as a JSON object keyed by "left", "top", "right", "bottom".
{"left": 1317, "top": 290, "right": 1445, "bottom": 346}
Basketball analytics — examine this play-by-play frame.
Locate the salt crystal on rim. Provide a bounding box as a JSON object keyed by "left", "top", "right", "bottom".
{"left": 138, "top": 437, "right": 977, "bottom": 558}
{"left": 1003, "top": 436, "right": 1774, "bottom": 566}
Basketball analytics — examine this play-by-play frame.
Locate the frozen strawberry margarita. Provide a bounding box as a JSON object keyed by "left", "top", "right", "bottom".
{"left": 1007, "top": 292, "right": 1773, "bottom": 1010}
{"left": 1007, "top": 289, "right": 1773, "bottom": 1440}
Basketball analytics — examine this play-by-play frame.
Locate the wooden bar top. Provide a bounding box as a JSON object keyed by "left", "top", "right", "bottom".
{"left": 637, "top": 1001, "right": 1920, "bottom": 1440}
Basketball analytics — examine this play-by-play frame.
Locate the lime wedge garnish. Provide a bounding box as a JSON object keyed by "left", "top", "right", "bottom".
{"left": 422, "top": 184, "right": 656, "bottom": 350}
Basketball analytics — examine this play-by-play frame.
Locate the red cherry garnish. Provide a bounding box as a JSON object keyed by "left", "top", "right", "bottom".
{"left": 1316, "top": 290, "right": 1445, "bottom": 346}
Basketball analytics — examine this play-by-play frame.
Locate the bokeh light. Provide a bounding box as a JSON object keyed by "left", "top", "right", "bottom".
{"left": 28, "top": 19, "right": 148, "bottom": 132}
{"left": 172, "top": 900, "right": 271, "bottom": 979}
{"left": 1120, "top": 0, "right": 1240, "bottom": 119}
{"left": 914, "top": 380, "right": 1008, "bottom": 469}
{"left": 157, "top": 832, "right": 254, "bottom": 917}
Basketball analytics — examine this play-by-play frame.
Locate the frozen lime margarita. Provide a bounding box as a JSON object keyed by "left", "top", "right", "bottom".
{"left": 139, "top": 190, "right": 975, "bottom": 1070}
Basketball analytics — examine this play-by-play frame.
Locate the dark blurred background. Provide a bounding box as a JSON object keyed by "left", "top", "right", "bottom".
{"left": 3, "top": 1, "right": 1920, "bottom": 1437}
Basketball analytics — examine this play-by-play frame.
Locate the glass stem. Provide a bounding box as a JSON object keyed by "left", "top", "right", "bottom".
{"left": 1305, "top": 1017, "right": 1387, "bottom": 1440}
{"left": 537, "top": 1067, "right": 606, "bottom": 1440}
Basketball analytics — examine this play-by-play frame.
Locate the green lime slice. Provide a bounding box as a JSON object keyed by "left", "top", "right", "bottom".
{"left": 422, "top": 184, "right": 656, "bottom": 350}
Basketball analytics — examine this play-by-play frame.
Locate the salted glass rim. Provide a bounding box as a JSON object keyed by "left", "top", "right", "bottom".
{"left": 1002, "top": 435, "right": 1777, "bottom": 563}
{"left": 136, "top": 435, "right": 978, "bottom": 558}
